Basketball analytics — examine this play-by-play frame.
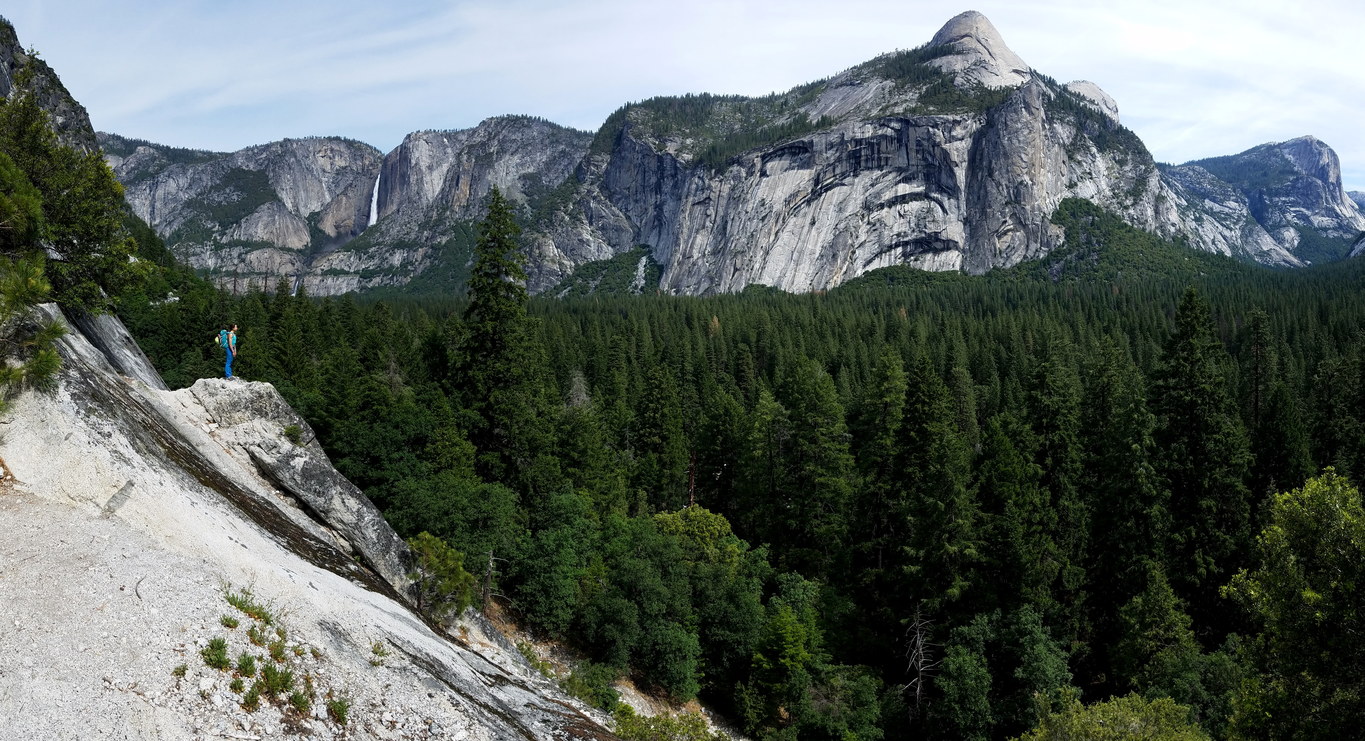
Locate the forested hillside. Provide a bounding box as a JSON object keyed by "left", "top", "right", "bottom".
{"left": 119, "top": 193, "right": 1365, "bottom": 740}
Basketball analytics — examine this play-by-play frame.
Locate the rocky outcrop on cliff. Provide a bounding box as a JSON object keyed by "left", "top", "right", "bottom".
{"left": 0, "top": 304, "right": 615, "bottom": 739}
{"left": 927, "top": 10, "right": 1032, "bottom": 89}
{"left": 0, "top": 18, "right": 97, "bottom": 151}
{"left": 1064, "top": 80, "right": 1120, "bottom": 123}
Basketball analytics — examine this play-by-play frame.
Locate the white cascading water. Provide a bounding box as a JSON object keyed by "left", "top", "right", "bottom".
{"left": 368, "top": 170, "right": 381, "bottom": 227}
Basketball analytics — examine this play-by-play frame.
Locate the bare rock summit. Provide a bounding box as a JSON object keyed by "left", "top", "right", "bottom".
{"left": 1064, "top": 80, "right": 1120, "bottom": 123}
{"left": 927, "top": 10, "right": 1032, "bottom": 89}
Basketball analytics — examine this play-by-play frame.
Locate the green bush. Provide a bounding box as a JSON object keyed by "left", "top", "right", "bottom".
{"left": 561, "top": 662, "right": 621, "bottom": 712}
{"left": 201, "top": 637, "right": 229, "bottom": 670}
{"left": 289, "top": 689, "right": 312, "bottom": 714}
{"left": 1013, "top": 693, "right": 1207, "bottom": 740}
{"left": 260, "top": 664, "right": 294, "bottom": 696}
{"left": 224, "top": 587, "right": 275, "bottom": 624}
{"left": 242, "top": 681, "right": 262, "bottom": 712}
{"left": 406, "top": 532, "right": 477, "bottom": 622}
{"left": 236, "top": 653, "right": 257, "bottom": 677}
{"left": 612, "top": 705, "right": 730, "bottom": 741}
{"left": 327, "top": 697, "right": 351, "bottom": 725}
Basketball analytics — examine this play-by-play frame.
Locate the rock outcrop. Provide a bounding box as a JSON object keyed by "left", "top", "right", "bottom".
{"left": 0, "top": 18, "right": 97, "bottom": 151}
{"left": 0, "top": 305, "right": 615, "bottom": 739}
{"left": 927, "top": 10, "right": 1032, "bottom": 89}
{"left": 1064, "top": 80, "right": 1120, "bottom": 123}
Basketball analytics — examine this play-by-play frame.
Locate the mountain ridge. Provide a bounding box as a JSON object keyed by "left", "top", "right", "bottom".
{"left": 82, "top": 12, "right": 1365, "bottom": 295}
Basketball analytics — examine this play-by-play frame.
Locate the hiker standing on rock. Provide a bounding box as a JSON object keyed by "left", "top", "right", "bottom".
{"left": 218, "top": 323, "right": 239, "bottom": 380}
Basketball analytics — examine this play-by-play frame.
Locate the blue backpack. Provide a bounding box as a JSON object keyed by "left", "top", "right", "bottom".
{"left": 216, "top": 329, "right": 230, "bottom": 350}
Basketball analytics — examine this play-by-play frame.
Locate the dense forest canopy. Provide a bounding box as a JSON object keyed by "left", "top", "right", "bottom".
{"left": 113, "top": 190, "right": 1365, "bottom": 740}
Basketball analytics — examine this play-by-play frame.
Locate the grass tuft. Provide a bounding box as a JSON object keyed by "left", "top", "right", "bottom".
{"left": 327, "top": 697, "right": 350, "bottom": 725}
{"left": 223, "top": 586, "right": 274, "bottom": 625}
{"left": 201, "top": 637, "right": 230, "bottom": 670}
{"left": 236, "top": 653, "right": 257, "bottom": 678}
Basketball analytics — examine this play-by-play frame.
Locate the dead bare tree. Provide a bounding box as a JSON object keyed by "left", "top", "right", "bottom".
{"left": 900, "top": 604, "right": 941, "bottom": 723}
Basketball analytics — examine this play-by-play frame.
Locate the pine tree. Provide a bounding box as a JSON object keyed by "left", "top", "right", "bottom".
{"left": 1241, "top": 310, "right": 1315, "bottom": 499}
{"left": 900, "top": 353, "right": 982, "bottom": 618}
{"left": 1026, "top": 334, "right": 1088, "bottom": 644}
{"left": 977, "top": 413, "right": 1055, "bottom": 615}
{"left": 0, "top": 59, "right": 138, "bottom": 310}
{"left": 454, "top": 187, "right": 552, "bottom": 482}
{"left": 632, "top": 363, "right": 689, "bottom": 511}
{"left": 1151, "top": 288, "right": 1252, "bottom": 634}
{"left": 1081, "top": 339, "right": 1171, "bottom": 686}
{"left": 849, "top": 349, "right": 909, "bottom": 612}
{"left": 777, "top": 356, "right": 854, "bottom": 579}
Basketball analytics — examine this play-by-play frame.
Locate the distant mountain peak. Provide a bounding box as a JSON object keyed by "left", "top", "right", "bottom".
{"left": 926, "top": 10, "right": 1031, "bottom": 88}
{"left": 1277, "top": 135, "right": 1342, "bottom": 185}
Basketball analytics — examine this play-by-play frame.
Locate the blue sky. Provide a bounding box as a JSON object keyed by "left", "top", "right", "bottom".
{"left": 7, "top": 0, "right": 1363, "bottom": 190}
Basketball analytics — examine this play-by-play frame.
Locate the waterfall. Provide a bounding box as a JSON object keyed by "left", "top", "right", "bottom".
{"left": 367, "top": 169, "right": 381, "bottom": 227}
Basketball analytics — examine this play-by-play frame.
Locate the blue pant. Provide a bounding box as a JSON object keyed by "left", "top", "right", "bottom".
{"left": 225, "top": 350, "right": 234, "bottom": 379}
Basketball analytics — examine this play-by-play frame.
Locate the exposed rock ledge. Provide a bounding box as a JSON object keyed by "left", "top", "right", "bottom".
{"left": 0, "top": 305, "right": 614, "bottom": 740}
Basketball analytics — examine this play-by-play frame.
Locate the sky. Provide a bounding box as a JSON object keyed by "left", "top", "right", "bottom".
{"left": 6, "top": 0, "right": 1364, "bottom": 191}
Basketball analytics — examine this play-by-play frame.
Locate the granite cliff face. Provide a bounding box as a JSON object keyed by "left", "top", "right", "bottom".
{"left": 95, "top": 10, "right": 1364, "bottom": 295}
{"left": 329, "top": 116, "right": 593, "bottom": 295}
{"left": 522, "top": 11, "right": 1299, "bottom": 293}
{"left": 102, "top": 117, "right": 592, "bottom": 295}
{"left": 103, "top": 134, "right": 383, "bottom": 293}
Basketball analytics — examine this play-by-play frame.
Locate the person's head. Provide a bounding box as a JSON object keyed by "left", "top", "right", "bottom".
{"left": 231, "top": 324, "right": 238, "bottom": 332}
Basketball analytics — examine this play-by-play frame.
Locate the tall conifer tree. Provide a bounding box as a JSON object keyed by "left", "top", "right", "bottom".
{"left": 455, "top": 187, "right": 551, "bottom": 483}
{"left": 1151, "top": 288, "right": 1252, "bottom": 633}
